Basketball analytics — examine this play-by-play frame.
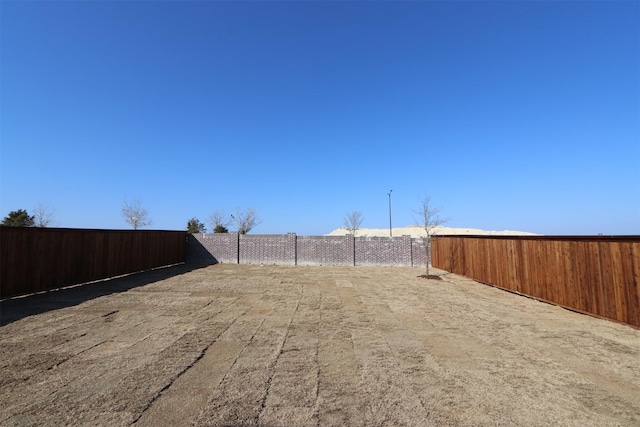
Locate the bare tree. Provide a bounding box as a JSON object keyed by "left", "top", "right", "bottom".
{"left": 343, "top": 210, "right": 364, "bottom": 236}
{"left": 33, "top": 203, "right": 57, "bottom": 227}
{"left": 121, "top": 198, "right": 152, "bottom": 230}
{"left": 413, "top": 195, "right": 448, "bottom": 277}
{"left": 232, "top": 208, "right": 261, "bottom": 234}
{"left": 209, "top": 210, "right": 232, "bottom": 233}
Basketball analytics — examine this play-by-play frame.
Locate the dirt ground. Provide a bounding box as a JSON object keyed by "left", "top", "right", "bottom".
{"left": 1, "top": 264, "right": 639, "bottom": 427}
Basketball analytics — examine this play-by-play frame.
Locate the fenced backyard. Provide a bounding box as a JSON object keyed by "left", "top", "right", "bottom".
{"left": 2, "top": 230, "right": 639, "bottom": 424}
{"left": 0, "top": 227, "right": 186, "bottom": 299}
{"left": 1, "top": 228, "right": 427, "bottom": 300}
{"left": 3, "top": 228, "right": 638, "bottom": 328}
{"left": 1, "top": 264, "right": 639, "bottom": 426}
{"left": 431, "top": 235, "right": 640, "bottom": 328}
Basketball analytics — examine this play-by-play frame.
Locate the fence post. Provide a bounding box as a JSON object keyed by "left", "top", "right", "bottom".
{"left": 345, "top": 234, "right": 355, "bottom": 266}
{"left": 289, "top": 233, "right": 297, "bottom": 266}
{"left": 236, "top": 232, "right": 240, "bottom": 264}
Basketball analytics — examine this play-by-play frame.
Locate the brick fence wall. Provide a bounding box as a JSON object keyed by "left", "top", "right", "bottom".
{"left": 241, "top": 234, "right": 297, "bottom": 265}
{"left": 297, "top": 235, "right": 355, "bottom": 266}
{"left": 187, "top": 233, "right": 427, "bottom": 267}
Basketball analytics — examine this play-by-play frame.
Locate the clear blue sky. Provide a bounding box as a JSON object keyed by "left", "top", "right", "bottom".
{"left": 1, "top": 1, "right": 638, "bottom": 235}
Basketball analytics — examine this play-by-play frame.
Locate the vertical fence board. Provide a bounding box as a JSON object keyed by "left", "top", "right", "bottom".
{"left": 599, "top": 242, "right": 616, "bottom": 321}
{"left": 432, "top": 235, "right": 640, "bottom": 328}
{"left": 613, "top": 242, "right": 636, "bottom": 325}
{"left": 562, "top": 241, "right": 578, "bottom": 311}
{"left": 629, "top": 244, "right": 640, "bottom": 326}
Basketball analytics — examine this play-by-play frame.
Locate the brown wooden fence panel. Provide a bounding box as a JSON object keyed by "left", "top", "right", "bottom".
{"left": 432, "top": 235, "right": 640, "bottom": 327}
{"left": 0, "top": 227, "right": 186, "bottom": 299}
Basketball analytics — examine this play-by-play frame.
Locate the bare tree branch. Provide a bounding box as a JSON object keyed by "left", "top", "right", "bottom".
{"left": 209, "top": 210, "right": 232, "bottom": 233}
{"left": 121, "top": 198, "right": 152, "bottom": 230}
{"left": 33, "top": 203, "right": 57, "bottom": 227}
{"left": 413, "top": 195, "right": 449, "bottom": 276}
{"left": 233, "top": 208, "right": 261, "bottom": 234}
{"left": 343, "top": 210, "right": 364, "bottom": 236}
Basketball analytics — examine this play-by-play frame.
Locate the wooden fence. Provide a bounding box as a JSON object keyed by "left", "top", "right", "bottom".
{"left": 431, "top": 235, "right": 640, "bottom": 327}
{"left": 1, "top": 227, "right": 186, "bottom": 299}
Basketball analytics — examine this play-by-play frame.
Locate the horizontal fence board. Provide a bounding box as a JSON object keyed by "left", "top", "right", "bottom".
{"left": 1, "top": 227, "right": 186, "bottom": 299}
{"left": 432, "top": 235, "right": 640, "bottom": 328}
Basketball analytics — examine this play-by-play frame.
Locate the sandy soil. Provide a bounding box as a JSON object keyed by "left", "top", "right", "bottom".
{"left": 1, "top": 263, "right": 639, "bottom": 426}
{"left": 327, "top": 225, "right": 538, "bottom": 238}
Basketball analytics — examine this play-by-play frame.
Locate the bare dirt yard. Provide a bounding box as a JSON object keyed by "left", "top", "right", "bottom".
{"left": 1, "top": 264, "right": 639, "bottom": 426}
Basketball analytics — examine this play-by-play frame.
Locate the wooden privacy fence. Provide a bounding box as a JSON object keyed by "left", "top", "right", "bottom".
{"left": 1, "top": 227, "right": 187, "bottom": 299}
{"left": 431, "top": 235, "right": 640, "bottom": 327}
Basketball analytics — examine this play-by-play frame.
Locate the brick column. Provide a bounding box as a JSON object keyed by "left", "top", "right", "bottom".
{"left": 288, "top": 233, "right": 297, "bottom": 265}
{"left": 345, "top": 234, "right": 355, "bottom": 266}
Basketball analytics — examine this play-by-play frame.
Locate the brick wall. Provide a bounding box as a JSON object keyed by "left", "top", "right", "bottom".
{"left": 188, "top": 233, "right": 239, "bottom": 264}
{"left": 412, "top": 238, "right": 428, "bottom": 268}
{"left": 297, "top": 235, "right": 354, "bottom": 266}
{"left": 187, "top": 233, "right": 426, "bottom": 267}
{"left": 355, "top": 235, "right": 413, "bottom": 266}
{"left": 240, "top": 234, "right": 296, "bottom": 265}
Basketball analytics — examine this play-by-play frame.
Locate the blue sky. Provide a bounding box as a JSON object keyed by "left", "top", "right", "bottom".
{"left": 1, "top": 1, "right": 638, "bottom": 235}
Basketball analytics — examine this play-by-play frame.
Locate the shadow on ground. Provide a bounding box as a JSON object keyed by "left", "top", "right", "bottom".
{"left": 0, "top": 262, "right": 213, "bottom": 326}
